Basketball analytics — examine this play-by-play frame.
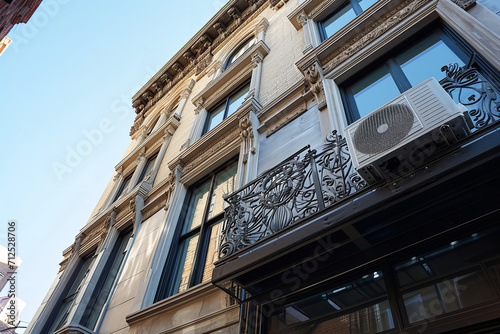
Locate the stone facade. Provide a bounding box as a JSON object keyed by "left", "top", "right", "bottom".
{"left": 27, "top": 0, "right": 500, "bottom": 333}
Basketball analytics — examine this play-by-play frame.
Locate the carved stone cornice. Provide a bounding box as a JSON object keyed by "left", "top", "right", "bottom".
{"left": 131, "top": 0, "right": 269, "bottom": 121}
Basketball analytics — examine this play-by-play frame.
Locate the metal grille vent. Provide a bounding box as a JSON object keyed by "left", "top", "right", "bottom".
{"left": 353, "top": 103, "right": 414, "bottom": 155}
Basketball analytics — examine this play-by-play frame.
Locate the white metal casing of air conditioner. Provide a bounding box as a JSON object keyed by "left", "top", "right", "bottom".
{"left": 344, "top": 77, "right": 470, "bottom": 185}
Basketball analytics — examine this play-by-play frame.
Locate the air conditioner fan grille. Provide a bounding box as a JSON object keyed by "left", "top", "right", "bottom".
{"left": 353, "top": 103, "right": 414, "bottom": 155}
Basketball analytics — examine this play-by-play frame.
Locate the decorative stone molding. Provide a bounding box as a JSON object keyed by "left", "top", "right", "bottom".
{"left": 450, "top": 0, "right": 476, "bottom": 9}
{"left": 131, "top": 0, "right": 269, "bottom": 121}
{"left": 251, "top": 51, "right": 264, "bottom": 67}
{"left": 130, "top": 111, "right": 145, "bottom": 136}
{"left": 228, "top": 6, "right": 241, "bottom": 21}
{"left": 303, "top": 63, "right": 327, "bottom": 110}
{"left": 239, "top": 115, "right": 255, "bottom": 164}
{"left": 113, "top": 167, "right": 123, "bottom": 181}
{"left": 297, "top": 11, "right": 308, "bottom": 26}
{"left": 213, "top": 22, "right": 226, "bottom": 36}
{"left": 254, "top": 17, "right": 269, "bottom": 35}
{"left": 183, "top": 51, "right": 195, "bottom": 64}
{"left": 181, "top": 125, "right": 240, "bottom": 177}
{"left": 270, "top": 0, "right": 289, "bottom": 10}
{"left": 194, "top": 98, "right": 205, "bottom": 115}
{"left": 321, "top": 0, "right": 428, "bottom": 74}
{"left": 172, "top": 62, "right": 184, "bottom": 73}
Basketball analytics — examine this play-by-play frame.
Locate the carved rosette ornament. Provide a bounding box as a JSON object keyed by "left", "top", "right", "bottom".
{"left": 304, "top": 63, "right": 327, "bottom": 110}
{"left": 99, "top": 215, "right": 112, "bottom": 248}
{"left": 137, "top": 147, "right": 146, "bottom": 162}
{"left": 239, "top": 115, "right": 255, "bottom": 164}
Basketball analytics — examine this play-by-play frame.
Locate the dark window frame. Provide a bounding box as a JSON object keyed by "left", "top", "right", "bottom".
{"left": 136, "top": 153, "right": 158, "bottom": 186}
{"left": 202, "top": 80, "right": 251, "bottom": 135}
{"left": 340, "top": 24, "right": 475, "bottom": 123}
{"left": 113, "top": 173, "right": 133, "bottom": 202}
{"left": 319, "top": 0, "right": 377, "bottom": 41}
{"left": 223, "top": 36, "right": 256, "bottom": 71}
{"left": 155, "top": 158, "right": 239, "bottom": 301}
{"left": 41, "top": 251, "right": 96, "bottom": 334}
{"left": 80, "top": 227, "right": 132, "bottom": 330}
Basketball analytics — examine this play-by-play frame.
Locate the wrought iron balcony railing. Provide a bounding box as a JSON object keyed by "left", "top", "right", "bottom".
{"left": 218, "top": 56, "right": 500, "bottom": 259}
{"left": 219, "top": 132, "right": 367, "bottom": 259}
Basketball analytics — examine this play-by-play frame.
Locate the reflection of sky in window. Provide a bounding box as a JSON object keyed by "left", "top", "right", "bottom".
{"left": 227, "top": 84, "right": 249, "bottom": 116}
{"left": 323, "top": 3, "right": 357, "bottom": 38}
{"left": 398, "top": 35, "right": 465, "bottom": 86}
{"left": 352, "top": 65, "right": 400, "bottom": 118}
{"left": 184, "top": 181, "right": 210, "bottom": 232}
{"left": 208, "top": 104, "right": 225, "bottom": 132}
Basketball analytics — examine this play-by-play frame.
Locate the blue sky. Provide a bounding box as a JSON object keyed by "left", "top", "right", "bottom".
{"left": 0, "top": 0, "right": 223, "bottom": 330}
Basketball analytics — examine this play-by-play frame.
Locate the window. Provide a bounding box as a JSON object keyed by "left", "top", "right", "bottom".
{"left": 395, "top": 227, "right": 500, "bottom": 324}
{"left": 224, "top": 37, "right": 256, "bottom": 70}
{"left": 342, "top": 27, "right": 467, "bottom": 122}
{"left": 80, "top": 228, "right": 132, "bottom": 330}
{"left": 319, "top": 0, "right": 378, "bottom": 40}
{"left": 113, "top": 173, "right": 132, "bottom": 202}
{"left": 42, "top": 253, "right": 95, "bottom": 333}
{"left": 155, "top": 161, "right": 238, "bottom": 300}
{"left": 204, "top": 82, "right": 250, "bottom": 134}
{"left": 136, "top": 154, "right": 157, "bottom": 185}
{"left": 267, "top": 270, "right": 394, "bottom": 333}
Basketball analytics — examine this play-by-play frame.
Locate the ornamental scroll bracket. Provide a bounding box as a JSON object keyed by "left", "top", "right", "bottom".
{"left": 303, "top": 63, "right": 327, "bottom": 111}
{"left": 239, "top": 115, "right": 255, "bottom": 164}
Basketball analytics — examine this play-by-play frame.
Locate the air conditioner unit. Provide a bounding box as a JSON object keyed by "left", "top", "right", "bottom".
{"left": 344, "top": 77, "right": 471, "bottom": 185}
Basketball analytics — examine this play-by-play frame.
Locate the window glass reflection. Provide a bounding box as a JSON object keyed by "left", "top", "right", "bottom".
{"left": 323, "top": 3, "right": 357, "bottom": 38}
{"left": 267, "top": 271, "right": 393, "bottom": 333}
{"left": 183, "top": 181, "right": 210, "bottom": 232}
{"left": 352, "top": 65, "right": 400, "bottom": 118}
{"left": 397, "top": 34, "right": 464, "bottom": 86}
{"left": 403, "top": 271, "right": 495, "bottom": 323}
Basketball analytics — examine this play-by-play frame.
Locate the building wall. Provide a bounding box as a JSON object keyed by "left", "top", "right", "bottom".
{"left": 27, "top": 0, "right": 500, "bottom": 333}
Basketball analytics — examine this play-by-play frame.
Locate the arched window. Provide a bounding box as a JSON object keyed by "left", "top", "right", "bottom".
{"left": 224, "top": 37, "right": 256, "bottom": 70}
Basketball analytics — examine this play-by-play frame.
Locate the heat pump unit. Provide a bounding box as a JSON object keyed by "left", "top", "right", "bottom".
{"left": 344, "top": 77, "right": 471, "bottom": 185}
